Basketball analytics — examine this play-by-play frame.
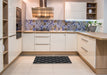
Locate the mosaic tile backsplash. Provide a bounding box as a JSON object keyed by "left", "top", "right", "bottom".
{"left": 25, "top": 20, "right": 92, "bottom": 31}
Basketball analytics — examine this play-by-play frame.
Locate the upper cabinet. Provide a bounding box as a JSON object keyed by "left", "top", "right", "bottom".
{"left": 48, "top": 0, "right": 64, "bottom": 20}
{"left": 8, "top": 0, "right": 16, "bottom": 36}
{"left": 65, "top": 2, "right": 86, "bottom": 20}
{"left": 87, "top": 3, "right": 97, "bottom": 19}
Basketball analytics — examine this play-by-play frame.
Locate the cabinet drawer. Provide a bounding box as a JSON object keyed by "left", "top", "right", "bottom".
{"left": 80, "top": 46, "right": 89, "bottom": 61}
{"left": 35, "top": 45, "right": 50, "bottom": 51}
{"left": 35, "top": 37, "right": 50, "bottom": 44}
{"left": 35, "top": 33, "right": 50, "bottom": 37}
{"left": 80, "top": 35, "right": 90, "bottom": 49}
{"left": 80, "top": 46, "right": 89, "bottom": 55}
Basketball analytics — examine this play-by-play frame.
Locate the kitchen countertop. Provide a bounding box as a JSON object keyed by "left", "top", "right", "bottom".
{"left": 22, "top": 31, "right": 107, "bottom": 40}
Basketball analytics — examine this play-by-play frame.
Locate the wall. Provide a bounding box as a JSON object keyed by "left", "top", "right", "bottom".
{"left": 94, "top": 0, "right": 104, "bottom": 20}
{"left": 94, "top": 0, "right": 104, "bottom": 32}
{"left": 16, "top": 0, "right": 22, "bottom": 8}
{"left": 23, "top": 0, "right": 39, "bottom": 20}
{"left": 25, "top": 20, "right": 97, "bottom": 32}
{"left": 23, "top": 0, "right": 94, "bottom": 20}
{"left": 104, "top": 0, "right": 107, "bottom": 33}
{"left": 22, "top": 1, "right": 26, "bottom": 31}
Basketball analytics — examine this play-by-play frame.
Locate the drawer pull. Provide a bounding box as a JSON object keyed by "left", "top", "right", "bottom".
{"left": 9, "top": 34, "right": 16, "bottom": 37}
{"left": 81, "top": 47, "right": 88, "bottom": 52}
{"left": 36, "top": 44, "right": 50, "bottom": 45}
{"left": 35, "top": 36, "right": 49, "bottom": 38}
{"left": 81, "top": 38, "right": 88, "bottom": 42}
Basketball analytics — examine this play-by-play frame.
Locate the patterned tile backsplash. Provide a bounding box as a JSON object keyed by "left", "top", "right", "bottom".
{"left": 25, "top": 20, "right": 92, "bottom": 31}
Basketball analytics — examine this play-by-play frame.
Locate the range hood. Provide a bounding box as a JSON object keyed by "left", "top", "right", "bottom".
{"left": 32, "top": 0, "right": 54, "bottom": 19}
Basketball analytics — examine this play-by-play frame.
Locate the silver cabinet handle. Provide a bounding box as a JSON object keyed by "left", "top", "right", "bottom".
{"left": 35, "top": 44, "right": 50, "bottom": 45}
{"left": 9, "top": 34, "right": 16, "bottom": 37}
{"left": 35, "top": 36, "right": 49, "bottom": 38}
{"left": 81, "top": 47, "right": 88, "bottom": 52}
{"left": 81, "top": 38, "right": 88, "bottom": 42}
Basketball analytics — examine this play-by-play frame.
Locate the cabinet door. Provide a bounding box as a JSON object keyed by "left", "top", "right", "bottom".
{"left": 78, "top": 34, "right": 96, "bottom": 68}
{"left": 77, "top": 35, "right": 82, "bottom": 54}
{"left": 8, "top": 36, "right": 17, "bottom": 63}
{"left": 0, "top": 0, "right": 3, "bottom": 38}
{"left": 22, "top": 33, "right": 35, "bottom": 51}
{"left": 66, "top": 34, "right": 77, "bottom": 51}
{"left": 8, "top": 0, "right": 16, "bottom": 36}
{"left": 0, "top": 40, "right": 3, "bottom": 72}
{"left": 65, "top": 2, "right": 86, "bottom": 19}
{"left": 51, "top": 33, "right": 66, "bottom": 51}
{"left": 88, "top": 37, "right": 96, "bottom": 68}
{"left": 16, "top": 38, "right": 22, "bottom": 55}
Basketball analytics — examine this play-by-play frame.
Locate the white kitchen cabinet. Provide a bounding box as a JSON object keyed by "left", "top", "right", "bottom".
{"left": 65, "top": 2, "right": 86, "bottom": 19}
{"left": 66, "top": 34, "right": 77, "bottom": 51}
{"left": 16, "top": 38, "right": 22, "bottom": 54}
{"left": 51, "top": 33, "right": 66, "bottom": 51}
{"left": 35, "top": 45, "right": 50, "bottom": 51}
{"left": 0, "top": 0, "right": 3, "bottom": 38}
{"left": 8, "top": 0, "right": 16, "bottom": 36}
{"left": 78, "top": 34, "right": 96, "bottom": 68}
{"left": 35, "top": 33, "right": 50, "bottom": 51}
{"left": 47, "top": 0, "right": 64, "bottom": 20}
{"left": 87, "top": 37, "right": 96, "bottom": 68}
{"left": 0, "top": 40, "right": 3, "bottom": 73}
{"left": 8, "top": 36, "right": 17, "bottom": 63}
{"left": 22, "top": 33, "right": 35, "bottom": 51}
{"left": 35, "top": 37, "right": 50, "bottom": 44}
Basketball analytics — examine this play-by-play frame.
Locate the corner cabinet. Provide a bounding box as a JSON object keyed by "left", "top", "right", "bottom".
{"left": 51, "top": 33, "right": 66, "bottom": 51}
{"left": 22, "top": 33, "right": 35, "bottom": 51}
{"left": 78, "top": 34, "right": 96, "bottom": 68}
{"left": 0, "top": 40, "right": 3, "bottom": 73}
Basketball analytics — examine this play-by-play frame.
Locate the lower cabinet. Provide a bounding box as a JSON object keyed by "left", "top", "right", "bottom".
{"left": 35, "top": 33, "right": 50, "bottom": 51}
{"left": 22, "top": 33, "right": 78, "bottom": 52}
{"left": 16, "top": 38, "right": 22, "bottom": 54}
{"left": 51, "top": 33, "right": 66, "bottom": 51}
{"left": 8, "top": 36, "right": 17, "bottom": 64}
{"left": 66, "top": 33, "right": 77, "bottom": 51}
{"left": 78, "top": 34, "right": 96, "bottom": 68}
{"left": 0, "top": 40, "right": 3, "bottom": 73}
{"left": 22, "top": 33, "right": 35, "bottom": 51}
{"left": 35, "top": 45, "right": 50, "bottom": 51}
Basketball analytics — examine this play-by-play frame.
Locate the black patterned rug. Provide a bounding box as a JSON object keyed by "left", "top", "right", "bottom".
{"left": 33, "top": 56, "right": 72, "bottom": 64}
